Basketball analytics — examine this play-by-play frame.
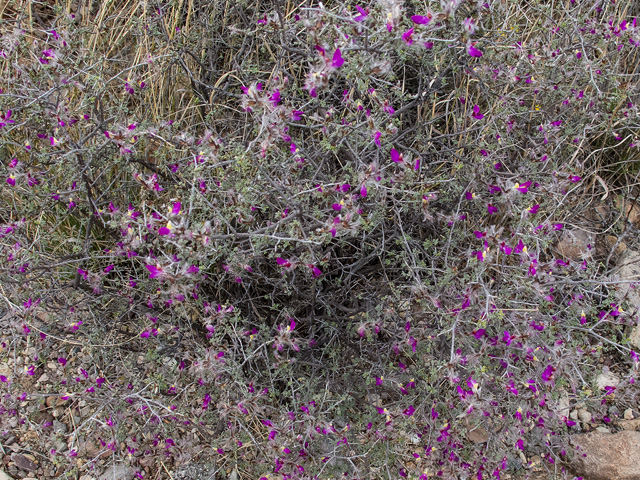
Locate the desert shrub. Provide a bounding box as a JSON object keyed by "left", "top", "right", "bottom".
{"left": 1, "top": 0, "right": 640, "bottom": 479}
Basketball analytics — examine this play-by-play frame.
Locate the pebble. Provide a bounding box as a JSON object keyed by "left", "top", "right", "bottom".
{"left": 624, "top": 408, "right": 635, "bottom": 420}
{"left": 578, "top": 408, "right": 592, "bottom": 423}
{"left": 53, "top": 420, "right": 68, "bottom": 434}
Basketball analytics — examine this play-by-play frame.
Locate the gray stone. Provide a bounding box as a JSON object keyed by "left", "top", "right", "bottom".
{"left": 555, "top": 229, "right": 594, "bottom": 261}
{"left": 614, "top": 250, "right": 640, "bottom": 350}
{"left": 172, "top": 463, "right": 217, "bottom": 480}
{"left": 10, "top": 453, "right": 37, "bottom": 472}
{"left": 595, "top": 367, "right": 620, "bottom": 391}
{"left": 98, "top": 465, "right": 135, "bottom": 480}
{"left": 569, "top": 431, "right": 640, "bottom": 480}
{"left": 577, "top": 409, "right": 592, "bottom": 424}
{"left": 53, "top": 420, "right": 68, "bottom": 434}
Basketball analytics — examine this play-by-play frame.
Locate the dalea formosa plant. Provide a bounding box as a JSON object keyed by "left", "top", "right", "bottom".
{"left": 1, "top": 0, "right": 640, "bottom": 479}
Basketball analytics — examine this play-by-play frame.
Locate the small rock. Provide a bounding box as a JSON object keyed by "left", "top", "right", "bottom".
{"left": 595, "top": 426, "right": 611, "bottom": 433}
{"left": 619, "top": 418, "right": 640, "bottom": 431}
{"left": 98, "top": 465, "right": 135, "bottom": 480}
{"left": 33, "top": 412, "right": 54, "bottom": 428}
{"left": 555, "top": 229, "right": 594, "bottom": 261}
{"left": 615, "top": 196, "right": 640, "bottom": 227}
{"left": 53, "top": 420, "right": 67, "bottom": 434}
{"left": 139, "top": 456, "right": 155, "bottom": 468}
{"left": 463, "top": 417, "right": 489, "bottom": 443}
{"left": 10, "top": 453, "right": 37, "bottom": 472}
{"left": 556, "top": 390, "right": 570, "bottom": 417}
{"left": 0, "top": 469, "right": 14, "bottom": 480}
{"left": 614, "top": 250, "right": 640, "bottom": 349}
{"left": 569, "top": 431, "right": 640, "bottom": 480}
{"left": 570, "top": 409, "right": 579, "bottom": 420}
{"left": 608, "top": 405, "right": 621, "bottom": 418}
{"left": 578, "top": 408, "right": 592, "bottom": 424}
{"left": 605, "top": 235, "right": 627, "bottom": 255}
{"left": 466, "top": 425, "right": 489, "bottom": 444}
{"left": 596, "top": 367, "right": 620, "bottom": 391}
{"left": 80, "top": 441, "right": 110, "bottom": 460}
{"left": 624, "top": 408, "right": 634, "bottom": 420}
{"left": 53, "top": 439, "right": 68, "bottom": 453}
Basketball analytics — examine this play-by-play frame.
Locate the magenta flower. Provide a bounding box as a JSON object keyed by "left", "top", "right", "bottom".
{"left": 513, "top": 181, "right": 532, "bottom": 193}
{"left": 6, "top": 175, "right": 15, "bottom": 186}
{"left": 373, "top": 131, "right": 381, "bottom": 146}
{"left": 354, "top": 5, "right": 368, "bottom": 22}
{"left": 331, "top": 48, "right": 344, "bottom": 68}
{"left": 146, "top": 264, "right": 164, "bottom": 279}
{"left": 541, "top": 364, "right": 555, "bottom": 383}
{"left": 403, "top": 405, "right": 416, "bottom": 416}
{"left": 58, "top": 357, "right": 67, "bottom": 366}
{"left": 487, "top": 204, "right": 498, "bottom": 215}
{"left": 467, "top": 43, "right": 483, "bottom": 57}
{"left": 411, "top": 15, "right": 431, "bottom": 24}
{"left": 276, "top": 257, "right": 292, "bottom": 268}
{"left": 402, "top": 28, "right": 414, "bottom": 45}
{"left": 308, "top": 264, "right": 322, "bottom": 277}
{"left": 463, "top": 17, "right": 476, "bottom": 35}
{"left": 467, "top": 377, "right": 479, "bottom": 393}
{"left": 291, "top": 110, "right": 304, "bottom": 120}
{"left": 570, "top": 175, "right": 581, "bottom": 182}
{"left": 0, "top": 110, "right": 14, "bottom": 128}
{"left": 269, "top": 89, "right": 281, "bottom": 106}
{"left": 391, "top": 148, "right": 403, "bottom": 163}
{"left": 332, "top": 203, "right": 343, "bottom": 211}
{"left": 472, "top": 105, "right": 484, "bottom": 120}
{"left": 171, "top": 202, "right": 181, "bottom": 215}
